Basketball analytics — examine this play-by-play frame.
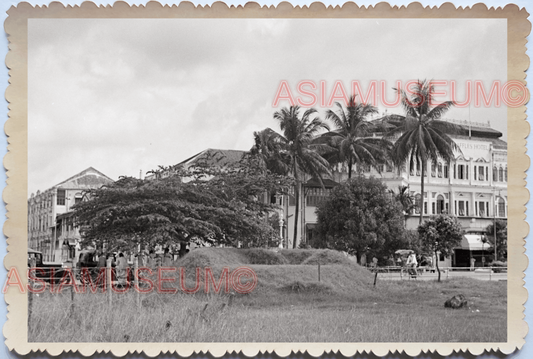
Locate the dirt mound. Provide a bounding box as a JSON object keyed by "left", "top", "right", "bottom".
{"left": 176, "top": 247, "right": 248, "bottom": 268}
{"left": 279, "top": 280, "right": 334, "bottom": 294}
{"left": 179, "top": 247, "right": 357, "bottom": 267}
{"left": 278, "top": 249, "right": 315, "bottom": 264}
{"left": 244, "top": 248, "right": 288, "bottom": 265}
{"left": 301, "top": 249, "right": 354, "bottom": 265}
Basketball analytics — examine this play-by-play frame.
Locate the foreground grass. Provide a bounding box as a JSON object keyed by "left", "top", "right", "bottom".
{"left": 28, "top": 276, "right": 506, "bottom": 342}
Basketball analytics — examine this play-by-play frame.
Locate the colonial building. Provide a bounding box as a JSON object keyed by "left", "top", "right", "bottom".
{"left": 156, "top": 120, "right": 507, "bottom": 267}
{"left": 286, "top": 119, "right": 507, "bottom": 266}
{"left": 27, "top": 167, "right": 114, "bottom": 262}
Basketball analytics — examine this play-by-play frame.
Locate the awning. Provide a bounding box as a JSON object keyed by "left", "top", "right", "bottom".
{"left": 459, "top": 234, "right": 492, "bottom": 251}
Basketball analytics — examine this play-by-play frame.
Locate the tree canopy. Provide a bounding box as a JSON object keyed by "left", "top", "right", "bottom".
{"left": 321, "top": 95, "right": 391, "bottom": 179}
{"left": 252, "top": 106, "right": 332, "bottom": 248}
{"left": 385, "top": 80, "right": 458, "bottom": 224}
{"left": 73, "top": 155, "right": 291, "bottom": 252}
{"left": 418, "top": 214, "right": 463, "bottom": 281}
{"left": 485, "top": 220, "right": 508, "bottom": 262}
{"left": 310, "top": 176, "right": 407, "bottom": 262}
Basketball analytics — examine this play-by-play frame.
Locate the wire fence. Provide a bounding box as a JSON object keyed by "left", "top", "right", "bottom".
{"left": 367, "top": 265, "right": 507, "bottom": 281}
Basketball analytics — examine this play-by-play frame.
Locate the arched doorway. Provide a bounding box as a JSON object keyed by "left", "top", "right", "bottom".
{"left": 436, "top": 194, "right": 446, "bottom": 214}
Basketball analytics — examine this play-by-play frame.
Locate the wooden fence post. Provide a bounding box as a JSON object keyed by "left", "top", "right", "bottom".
{"left": 107, "top": 257, "right": 112, "bottom": 307}
{"left": 134, "top": 257, "right": 140, "bottom": 309}
{"left": 70, "top": 284, "right": 75, "bottom": 317}
{"left": 28, "top": 290, "right": 33, "bottom": 327}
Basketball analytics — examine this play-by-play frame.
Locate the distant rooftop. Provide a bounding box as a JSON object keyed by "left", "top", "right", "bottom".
{"left": 177, "top": 148, "right": 247, "bottom": 168}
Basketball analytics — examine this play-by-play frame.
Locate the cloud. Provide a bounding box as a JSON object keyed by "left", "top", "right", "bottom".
{"left": 27, "top": 18, "right": 507, "bottom": 195}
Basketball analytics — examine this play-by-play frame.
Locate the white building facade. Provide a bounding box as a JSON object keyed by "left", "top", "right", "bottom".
{"left": 28, "top": 167, "right": 114, "bottom": 262}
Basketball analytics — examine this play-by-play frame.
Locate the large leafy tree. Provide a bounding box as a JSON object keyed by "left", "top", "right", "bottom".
{"left": 385, "top": 80, "right": 458, "bottom": 224}
{"left": 253, "top": 106, "right": 331, "bottom": 248}
{"left": 322, "top": 96, "right": 391, "bottom": 178}
{"left": 485, "top": 220, "right": 508, "bottom": 261}
{"left": 73, "top": 157, "right": 290, "bottom": 252}
{"left": 418, "top": 215, "right": 463, "bottom": 282}
{"left": 311, "top": 176, "right": 406, "bottom": 263}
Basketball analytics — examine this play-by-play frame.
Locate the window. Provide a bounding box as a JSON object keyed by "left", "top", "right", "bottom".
{"left": 478, "top": 202, "right": 485, "bottom": 217}
{"left": 436, "top": 195, "right": 445, "bottom": 214}
{"left": 306, "top": 188, "right": 331, "bottom": 207}
{"left": 498, "top": 197, "right": 506, "bottom": 217}
{"left": 444, "top": 164, "right": 449, "bottom": 178}
{"left": 437, "top": 163, "right": 443, "bottom": 178}
{"left": 458, "top": 201, "right": 469, "bottom": 216}
{"left": 424, "top": 202, "right": 427, "bottom": 215}
{"left": 57, "top": 189, "right": 65, "bottom": 206}
{"left": 457, "top": 165, "right": 464, "bottom": 179}
{"left": 457, "top": 164, "right": 469, "bottom": 180}
{"left": 499, "top": 167, "right": 504, "bottom": 182}
{"left": 504, "top": 166, "right": 508, "bottom": 182}
{"left": 414, "top": 194, "right": 421, "bottom": 214}
{"left": 431, "top": 163, "right": 436, "bottom": 177}
{"left": 431, "top": 202, "right": 435, "bottom": 214}
{"left": 478, "top": 166, "right": 484, "bottom": 181}
{"left": 493, "top": 166, "right": 498, "bottom": 182}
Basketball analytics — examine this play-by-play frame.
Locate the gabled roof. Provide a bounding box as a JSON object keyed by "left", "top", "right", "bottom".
{"left": 177, "top": 149, "right": 247, "bottom": 168}
{"left": 304, "top": 177, "right": 339, "bottom": 188}
{"left": 54, "top": 167, "right": 114, "bottom": 190}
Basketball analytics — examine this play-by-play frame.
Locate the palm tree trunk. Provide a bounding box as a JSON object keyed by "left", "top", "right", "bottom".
{"left": 348, "top": 159, "right": 353, "bottom": 180}
{"left": 420, "top": 160, "right": 425, "bottom": 225}
{"left": 292, "top": 165, "right": 300, "bottom": 249}
{"left": 292, "top": 181, "right": 300, "bottom": 249}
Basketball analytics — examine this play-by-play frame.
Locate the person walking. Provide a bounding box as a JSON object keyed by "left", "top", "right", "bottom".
{"left": 116, "top": 252, "right": 128, "bottom": 283}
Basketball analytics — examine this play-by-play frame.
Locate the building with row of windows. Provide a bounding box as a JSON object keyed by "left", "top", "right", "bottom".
{"left": 282, "top": 120, "right": 507, "bottom": 267}
{"left": 27, "top": 167, "right": 113, "bottom": 262}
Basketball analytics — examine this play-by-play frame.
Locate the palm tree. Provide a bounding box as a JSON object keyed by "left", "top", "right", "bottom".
{"left": 385, "top": 80, "right": 458, "bottom": 224}
{"left": 268, "top": 106, "right": 332, "bottom": 248}
{"left": 322, "top": 96, "right": 391, "bottom": 179}
{"left": 250, "top": 128, "right": 289, "bottom": 176}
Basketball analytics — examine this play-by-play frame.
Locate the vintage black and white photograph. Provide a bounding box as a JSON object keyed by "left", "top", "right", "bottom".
{"left": 21, "top": 12, "right": 513, "bottom": 345}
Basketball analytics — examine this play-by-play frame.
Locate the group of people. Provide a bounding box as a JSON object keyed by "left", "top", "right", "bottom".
{"left": 93, "top": 247, "right": 179, "bottom": 281}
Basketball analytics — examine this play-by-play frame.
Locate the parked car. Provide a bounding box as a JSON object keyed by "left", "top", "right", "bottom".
{"left": 27, "top": 248, "right": 70, "bottom": 284}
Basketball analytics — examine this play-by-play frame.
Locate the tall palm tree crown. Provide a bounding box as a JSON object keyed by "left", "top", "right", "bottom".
{"left": 385, "top": 80, "right": 459, "bottom": 224}
{"left": 323, "top": 95, "right": 391, "bottom": 179}
{"left": 252, "top": 106, "right": 331, "bottom": 248}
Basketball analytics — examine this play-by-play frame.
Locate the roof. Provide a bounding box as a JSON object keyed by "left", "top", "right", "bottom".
{"left": 304, "top": 177, "right": 339, "bottom": 188}
{"left": 177, "top": 149, "right": 247, "bottom": 168}
{"left": 374, "top": 115, "right": 504, "bottom": 140}
{"left": 28, "top": 248, "right": 42, "bottom": 254}
{"left": 54, "top": 167, "right": 114, "bottom": 190}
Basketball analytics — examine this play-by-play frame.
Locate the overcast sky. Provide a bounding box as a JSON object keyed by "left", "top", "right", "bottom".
{"left": 28, "top": 18, "right": 507, "bottom": 195}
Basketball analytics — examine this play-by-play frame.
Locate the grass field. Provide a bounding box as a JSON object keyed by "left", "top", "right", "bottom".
{"left": 28, "top": 248, "right": 507, "bottom": 342}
